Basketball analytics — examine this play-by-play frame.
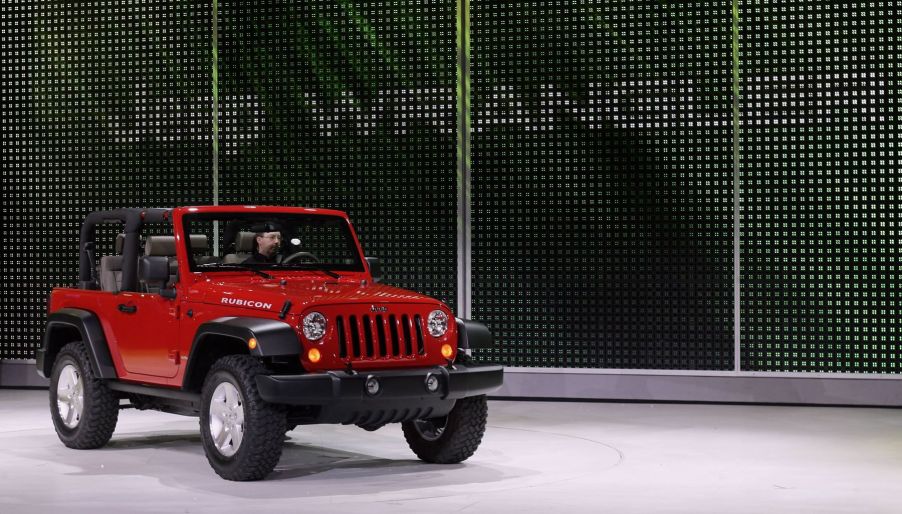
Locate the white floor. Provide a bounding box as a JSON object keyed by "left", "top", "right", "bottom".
{"left": 1, "top": 389, "right": 901, "bottom": 513}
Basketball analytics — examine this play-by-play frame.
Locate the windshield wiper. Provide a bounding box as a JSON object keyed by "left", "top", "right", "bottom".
{"left": 197, "top": 262, "right": 274, "bottom": 279}
{"left": 278, "top": 263, "right": 341, "bottom": 279}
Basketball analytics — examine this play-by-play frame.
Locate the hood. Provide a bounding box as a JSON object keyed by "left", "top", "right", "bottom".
{"left": 192, "top": 276, "right": 444, "bottom": 316}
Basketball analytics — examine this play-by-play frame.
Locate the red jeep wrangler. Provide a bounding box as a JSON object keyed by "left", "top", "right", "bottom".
{"left": 36, "top": 206, "right": 502, "bottom": 480}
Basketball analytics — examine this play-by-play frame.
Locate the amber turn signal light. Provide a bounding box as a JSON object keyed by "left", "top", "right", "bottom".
{"left": 307, "top": 347, "right": 321, "bottom": 363}
{"left": 247, "top": 338, "right": 258, "bottom": 350}
{"left": 440, "top": 344, "right": 454, "bottom": 359}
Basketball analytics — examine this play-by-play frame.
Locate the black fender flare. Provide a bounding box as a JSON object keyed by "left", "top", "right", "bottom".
{"left": 182, "top": 316, "right": 300, "bottom": 387}
{"left": 38, "top": 308, "right": 117, "bottom": 379}
{"left": 455, "top": 318, "right": 494, "bottom": 350}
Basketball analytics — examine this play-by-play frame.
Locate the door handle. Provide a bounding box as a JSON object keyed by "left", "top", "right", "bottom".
{"left": 118, "top": 304, "right": 137, "bottom": 314}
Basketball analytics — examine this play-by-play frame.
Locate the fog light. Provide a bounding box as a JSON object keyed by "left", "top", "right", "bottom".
{"left": 307, "top": 348, "right": 321, "bottom": 363}
{"left": 441, "top": 344, "right": 454, "bottom": 359}
{"left": 365, "top": 376, "right": 380, "bottom": 396}
{"left": 425, "top": 373, "right": 439, "bottom": 393}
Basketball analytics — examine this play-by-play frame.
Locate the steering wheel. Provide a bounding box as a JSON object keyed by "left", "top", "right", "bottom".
{"left": 281, "top": 251, "right": 319, "bottom": 264}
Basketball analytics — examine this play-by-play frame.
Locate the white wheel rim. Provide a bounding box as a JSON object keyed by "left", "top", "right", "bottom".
{"left": 209, "top": 382, "right": 245, "bottom": 457}
{"left": 56, "top": 364, "right": 84, "bottom": 429}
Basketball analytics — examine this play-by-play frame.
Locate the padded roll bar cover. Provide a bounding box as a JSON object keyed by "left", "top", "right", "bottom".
{"left": 78, "top": 208, "right": 171, "bottom": 291}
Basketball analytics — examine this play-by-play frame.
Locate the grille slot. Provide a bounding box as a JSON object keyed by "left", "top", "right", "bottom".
{"left": 375, "top": 314, "right": 387, "bottom": 356}
{"left": 401, "top": 314, "right": 413, "bottom": 355}
{"left": 337, "top": 316, "right": 347, "bottom": 358}
{"left": 414, "top": 314, "right": 425, "bottom": 354}
{"left": 362, "top": 315, "right": 375, "bottom": 357}
{"left": 387, "top": 315, "right": 399, "bottom": 357}
{"left": 349, "top": 315, "right": 361, "bottom": 357}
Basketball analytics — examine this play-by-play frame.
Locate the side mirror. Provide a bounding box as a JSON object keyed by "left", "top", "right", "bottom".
{"left": 138, "top": 255, "right": 170, "bottom": 287}
{"left": 365, "top": 256, "right": 382, "bottom": 283}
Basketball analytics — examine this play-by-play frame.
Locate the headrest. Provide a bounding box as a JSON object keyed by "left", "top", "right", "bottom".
{"left": 145, "top": 236, "right": 176, "bottom": 256}
{"left": 144, "top": 235, "right": 208, "bottom": 256}
{"left": 236, "top": 231, "right": 256, "bottom": 252}
{"left": 114, "top": 233, "right": 126, "bottom": 254}
{"left": 188, "top": 234, "right": 208, "bottom": 252}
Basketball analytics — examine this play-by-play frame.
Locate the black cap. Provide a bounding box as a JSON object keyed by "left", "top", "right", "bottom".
{"left": 250, "top": 221, "right": 281, "bottom": 233}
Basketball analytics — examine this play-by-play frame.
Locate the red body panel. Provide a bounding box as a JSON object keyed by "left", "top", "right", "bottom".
{"left": 48, "top": 205, "right": 457, "bottom": 388}
{"left": 50, "top": 289, "right": 181, "bottom": 383}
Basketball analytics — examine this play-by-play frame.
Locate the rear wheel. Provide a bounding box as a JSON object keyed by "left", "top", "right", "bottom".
{"left": 402, "top": 395, "right": 488, "bottom": 464}
{"left": 48, "top": 342, "right": 119, "bottom": 449}
{"left": 199, "top": 355, "right": 286, "bottom": 481}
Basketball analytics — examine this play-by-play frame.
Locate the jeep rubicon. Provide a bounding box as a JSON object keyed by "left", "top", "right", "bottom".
{"left": 36, "top": 206, "right": 503, "bottom": 481}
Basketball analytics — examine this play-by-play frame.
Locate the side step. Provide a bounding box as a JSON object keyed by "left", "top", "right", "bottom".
{"left": 106, "top": 381, "right": 201, "bottom": 417}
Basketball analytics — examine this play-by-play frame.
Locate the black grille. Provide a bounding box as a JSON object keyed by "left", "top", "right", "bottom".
{"left": 337, "top": 313, "right": 426, "bottom": 360}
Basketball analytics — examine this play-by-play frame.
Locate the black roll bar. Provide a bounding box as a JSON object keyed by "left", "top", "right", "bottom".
{"left": 78, "top": 208, "right": 171, "bottom": 291}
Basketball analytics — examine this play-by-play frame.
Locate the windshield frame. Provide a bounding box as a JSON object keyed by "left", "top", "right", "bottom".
{"left": 181, "top": 211, "right": 367, "bottom": 274}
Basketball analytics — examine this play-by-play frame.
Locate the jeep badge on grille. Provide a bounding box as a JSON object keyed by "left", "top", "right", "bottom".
{"left": 370, "top": 305, "right": 387, "bottom": 313}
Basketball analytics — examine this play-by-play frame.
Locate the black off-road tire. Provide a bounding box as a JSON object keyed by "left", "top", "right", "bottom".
{"left": 49, "top": 342, "right": 119, "bottom": 449}
{"left": 402, "top": 394, "right": 488, "bottom": 464}
{"left": 199, "top": 355, "right": 286, "bottom": 481}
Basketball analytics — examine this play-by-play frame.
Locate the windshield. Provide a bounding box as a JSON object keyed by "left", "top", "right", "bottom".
{"left": 182, "top": 213, "right": 365, "bottom": 273}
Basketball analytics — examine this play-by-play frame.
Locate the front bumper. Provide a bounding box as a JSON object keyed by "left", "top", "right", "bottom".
{"left": 255, "top": 363, "right": 503, "bottom": 425}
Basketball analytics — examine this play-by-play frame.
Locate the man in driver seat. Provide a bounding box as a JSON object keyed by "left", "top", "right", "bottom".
{"left": 243, "top": 222, "right": 282, "bottom": 264}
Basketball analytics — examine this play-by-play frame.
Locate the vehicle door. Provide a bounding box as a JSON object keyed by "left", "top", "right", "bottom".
{"left": 106, "top": 289, "right": 181, "bottom": 378}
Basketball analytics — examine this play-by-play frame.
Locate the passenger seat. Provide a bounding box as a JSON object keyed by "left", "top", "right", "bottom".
{"left": 223, "top": 231, "right": 255, "bottom": 264}
{"left": 99, "top": 234, "right": 127, "bottom": 293}
{"left": 142, "top": 235, "right": 209, "bottom": 292}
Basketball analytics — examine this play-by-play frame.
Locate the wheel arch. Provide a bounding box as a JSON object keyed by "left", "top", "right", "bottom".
{"left": 182, "top": 317, "right": 300, "bottom": 392}
{"left": 38, "top": 308, "right": 117, "bottom": 380}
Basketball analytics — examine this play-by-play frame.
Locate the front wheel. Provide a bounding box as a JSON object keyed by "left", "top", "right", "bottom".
{"left": 48, "top": 342, "right": 119, "bottom": 449}
{"left": 402, "top": 395, "right": 488, "bottom": 464}
{"left": 199, "top": 355, "right": 286, "bottom": 481}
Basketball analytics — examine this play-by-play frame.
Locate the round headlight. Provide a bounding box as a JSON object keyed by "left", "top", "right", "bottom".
{"left": 427, "top": 310, "right": 449, "bottom": 337}
{"left": 302, "top": 312, "right": 327, "bottom": 341}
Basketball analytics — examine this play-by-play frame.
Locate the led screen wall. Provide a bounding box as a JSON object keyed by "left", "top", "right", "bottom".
{"left": 470, "top": 1, "right": 735, "bottom": 368}
{"left": 216, "top": 0, "right": 458, "bottom": 308}
{"left": 2, "top": 1, "right": 28, "bottom": 358}
{"left": 4, "top": 1, "right": 901, "bottom": 374}
{"left": 1, "top": 1, "right": 213, "bottom": 358}
{"left": 740, "top": 1, "right": 902, "bottom": 372}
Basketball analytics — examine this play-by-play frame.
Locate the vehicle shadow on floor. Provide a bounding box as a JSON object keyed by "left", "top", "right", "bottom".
{"left": 97, "top": 430, "right": 519, "bottom": 495}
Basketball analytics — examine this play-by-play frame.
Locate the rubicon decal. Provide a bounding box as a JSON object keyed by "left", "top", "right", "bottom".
{"left": 220, "top": 297, "right": 273, "bottom": 309}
